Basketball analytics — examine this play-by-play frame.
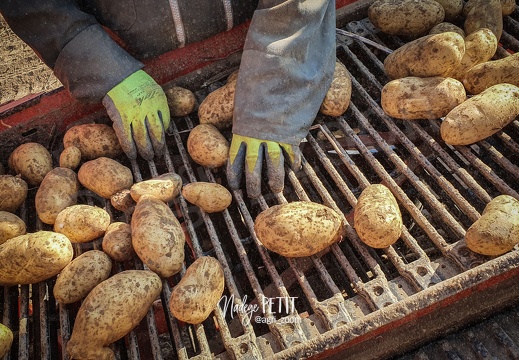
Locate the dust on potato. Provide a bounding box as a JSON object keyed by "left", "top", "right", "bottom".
{"left": 63, "top": 123, "right": 123, "bottom": 160}
{"left": 78, "top": 157, "right": 134, "bottom": 199}
{"left": 130, "top": 172, "right": 182, "bottom": 203}
{"left": 165, "top": 86, "right": 197, "bottom": 117}
{"left": 182, "top": 182, "right": 232, "bottom": 213}
{"left": 54, "top": 204, "right": 111, "bottom": 243}
{"left": 8, "top": 142, "right": 53, "bottom": 186}
{"left": 0, "top": 175, "right": 28, "bottom": 213}
{"left": 0, "top": 211, "right": 26, "bottom": 244}
{"left": 59, "top": 146, "right": 82, "bottom": 170}
{"left": 187, "top": 124, "right": 229, "bottom": 169}
{"left": 319, "top": 61, "right": 352, "bottom": 117}
{"left": 197, "top": 78, "right": 237, "bottom": 130}
{"left": 102, "top": 222, "right": 135, "bottom": 262}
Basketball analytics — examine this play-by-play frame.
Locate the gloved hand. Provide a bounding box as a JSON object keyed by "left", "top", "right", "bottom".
{"left": 102, "top": 70, "right": 170, "bottom": 160}
{"left": 227, "top": 134, "right": 302, "bottom": 198}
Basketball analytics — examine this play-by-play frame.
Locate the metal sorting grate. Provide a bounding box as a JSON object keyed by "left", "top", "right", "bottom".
{"left": 2, "top": 10, "right": 519, "bottom": 360}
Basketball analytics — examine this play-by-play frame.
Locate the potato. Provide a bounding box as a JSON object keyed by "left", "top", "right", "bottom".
{"left": 131, "top": 195, "right": 185, "bottom": 277}
{"left": 187, "top": 124, "right": 229, "bottom": 168}
{"left": 197, "top": 77, "right": 237, "bottom": 130}
{"left": 130, "top": 172, "right": 182, "bottom": 203}
{"left": 54, "top": 204, "right": 111, "bottom": 243}
{"left": 450, "top": 28, "right": 497, "bottom": 80}
{"left": 381, "top": 76, "right": 466, "bottom": 120}
{"left": 254, "top": 201, "right": 344, "bottom": 257}
{"left": 319, "top": 61, "right": 352, "bottom": 117}
{"left": 63, "top": 123, "right": 123, "bottom": 160}
{"left": 440, "top": 84, "right": 519, "bottom": 145}
{"left": 462, "top": 53, "right": 519, "bottom": 94}
{"left": 59, "top": 146, "right": 82, "bottom": 170}
{"left": 0, "top": 175, "right": 28, "bottom": 213}
{"left": 0, "top": 231, "right": 73, "bottom": 286}
{"left": 354, "top": 184, "right": 403, "bottom": 248}
{"left": 464, "top": 0, "right": 503, "bottom": 40}
{"left": 78, "top": 157, "right": 134, "bottom": 199}
{"left": 169, "top": 256, "right": 225, "bottom": 324}
{"left": 8, "top": 142, "right": 53, "bottom": 186}
{"left": 0, "top": 323, "right": 13, "bottom": 359}
{"left": 102, "top": 222, "right": 135, "bottom": 262}
{"left": 429, "top": 22, "right": 465, "bottom": 37}
{"left": 35, "top": 167, "right": 79, "bottom": 225}
{"left": 384, "top": 32, "right": 465, "bottom": 79}
{"left": 110, "top": 189, "right": 136, "bottom": 213}
{"left": 53, "top": 250, "right": 112, "bottom": 304}
{"left": 465, "top": 195, "right": 519, "bottom": 256}
{"left": 434, "top": 0, "right": 463, "bottom": 21}
{"left": 368, "top": 0, "right": 445, "bottom": 37}
{"left": 182, "top": 182, "right": 232, "bottom": 213}
{"left": 66, "top": 270, "right": 162, "bottom": 360}
{"left": 0, "top": 211, "right": 26, "bottom": 244}
{"left": 501, "top": 0, "right": 516, "bottom": 16}
{"left": 165, "top": 86, "right": 197, "bottom": 117}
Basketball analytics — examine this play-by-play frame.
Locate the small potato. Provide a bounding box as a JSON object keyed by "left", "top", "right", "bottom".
{"left": 78, "top": 157, "right": 134, "bottom": 199}
{"left": 35, "top": 167, "right": 79, "bottom": 225}
{"left": 110, "top": 189, "right": 136, "bottom": 213}
{"left": 197, "top": 78, "right": 237, "bottom": 130}
{"left": 182, "top": 182, "right": 232, "bottom": 213}
{"left": 165, "top": 86, "right": 198, "bottom": 117}
{"left": 501, "top": 0, "right": 516, "bottom": 16}
{"left": 319, "top": 61, "right": 352, "bottom": 117}
{"left": 440, "top": 84, "right": 519, "bottom": 145}
{"left": 53, "top": 250, "right": 112, "bottom": 304}
{"left": 0, "top": 175, "right": 28, "bottom": 213}
{"left": 63, "top": 123, "right": 123, "bottom": 160}
{"left": 462, "top": 53, "right": 519, "bottom": 94}
{"left": 354, "top": 184, "right": 403, "bottom": 248}
{"left": 464, "top": 0, "right": 503, "bottom": 40}
{"left": 0, "top": 211, "right": 26, "bottom": 244}
{"left": 254, "top": 201, "right": 344, "bottom": 257}
{"left": 187, "top": 124, "right": 229, "bottom": 169}
{"left": 59, "top": 146, "right": 82, "bottom": 170}
{"left": 429, "top": 22, "right": 465, "bottom": 37}
{"left": 0, "top": 323, "right": 13, "bottom": 359}
{"left": 450, "top": 28, "right": 497, "bottom": 80}
{"left": 0, "top": 231, "right": 73, "bottom": 286}
{"left": 465, "top": 195, "right": 519, "bottom": 256}
{"left": 130, "top": 172, "right": 182, "bottom": 203}
{"left": 102, "top": 222, "right": 135, "bottom": 262}
{"left": 8, "top": 142, "right": 53, "bottom": 186}
{"left": 54, "top": 204, "right": 111, "bottom": 243}
{"left": 381, "top": 76, "right": 466, "bottom": 120}
{"left": 169, "top": 257, "right": 225, "bottom": 324}
{"left": 66, "top": 270, "right": 162, "bottom": 360}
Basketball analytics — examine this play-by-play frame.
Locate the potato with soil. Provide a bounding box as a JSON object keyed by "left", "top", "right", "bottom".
{"left": 354, "top": 184, "right": 403, "bottom": 248}
{"left": 59, "top": 146, "right": 82, "bottom": 170}
{"left": 368, "top": 0, "right": 445, "bottom": 36}
{"left": 130, "top": 172, "right": 182, "bottom": 203}
{"left": 0, "top": 231, "right": 73, "bottom": 286}
{"left": 53, "top": 250, "right": 112, "bottom": 304}
{"left": 78, "top": 157, "right": 134, "bottom": 199}
{"left": 35, "top": 167, "right": 79, "bottom": 225}
{"left": 0, "top": 323, "right": 13, "bottom": 359}
{"left": 8, "top": 142, "right": 53, "bottom": 186}
{"left": 54, "top": 204, "right": 111, "bottom": 243}
{"left": 462, "top": 53, "right": 519, "bottom": 94}
{"left": 66, "top": 270, "right": 162, "bottom": 360}
{"left": 429, "top": 22, "right": 465, "bottom": 37}
{"left": 440, "top": 83, "right": 519, "bottom": 145}
{"left": 465, "top": 195, "right": 519, "bottom": 256}
{"left": 110, "top": 189, "right": 136, "bottom": 213}
{"left": 131, "top": 195, "right": 185, "bottom": 277}
{"left": 187, "top": 124, "right": 229, "bottom": 168}
{"left": 0, "top": 211, "right": 26, "bottom": 244}
{"left": 434, "top": 0, "right": 463, "bottom": 21}
{"left": 501, "top": 0, "right": 516, "bottom": 16}
{"left": 463, "top": 0, "right": 503, "bottom": 40}
{"left": 0, "top": 175, "right": 28, "bottom": 213}
{"left": 182, "top": 182, "right": 232, "bottom": 213}
{"left": 63, "top": 123, "right": 123, "bottom": 160}
{"left": 384, "top": 32, "right": 465, "bottom": 79}
{"left": 165, "top": 86, "right": 197, "bottom": 117}
{"left": 198, "top": 76, "right": 237, "bottom": 130}
{"left": 169, "top": 256, "right": 225, "bottom": 324}
{"left": 254, "top": 201, "right": 344, "bottom": 258}
{"left": 102, "top": 222, "right": 135, "bottom": 262}
{"left": 381, "top": 76, "right": 466, "bottom": 120}
{"left": 319, "top": 61, "right": 352, "bottom": 116}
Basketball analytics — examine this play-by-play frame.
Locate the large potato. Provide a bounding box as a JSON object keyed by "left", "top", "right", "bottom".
{"left": 464, "top": 0, "right": 503, "bottom": 40}
{"left": 131, "top": 195, "right": 185, "bottom": 277}
{"left": 54, "top": 204, "right": 111, "bottom": 243}
{"left": 319, "top": 61, "right": 352, "bottom": 117}
{"left": 169, "top": 256, "right": 225, "bottom": 324}
{"left": 0, "top": 231, "right": 73, "bottom": 286}
{"left": 165, "top": 86, "right": 197, "bottom": 117}
{"left": 53, "top": 250, "right": 112, "bottom": 304}
{"left": 35, "top": 167, "right": 79, "bottom": 225}
{"left": 381, "top": 76, "right": 466, "bottom": 120}
{"left": 465, "top": 195, "right": 519, "bottom": 256}
{"left": 0, "top": 323, "right": 13, "bottom": 359}
{"left": 197, "top": 77, "right": 237, "bottom": 129}
{"left": 187, "top": 124, "right": 229, "bottom": 169}
{"left": 462, "top": 53, "right": 519, "bottom": 94}
{"left": 0, "top": 175, "right": 28, "bottom": 213}
{"left": 434, "top": 0, "right": 463, "bottom": 21}
{"left": 0, "top": 211, "right": 26, "bottom": 244}
{"left": 78, "top": 157, "right": 134, "bottom": 199}
{"left": 440, "top": 84, "right": 519, "bottom": 145}
{"left": 8, "top": 142, "right": 53, "bottom": 186}
{"left": 354, "top": 184, "right": 403, "bottom": 248}
{"left": 368, "top": 0, "right": 445, "bottom": 36}
{"left": 429, "top": 22, "right": 465, "bottom": 37}
{"left": 102, "top": 222, "right": 135, "bottom": 262}
{"left": 63, "top": 123, "right": 123, "bottom": 160}
{"left": 384, "top": 32, "right": 465, "bottom": 79}
{"left": 130, "top": 172, "right": 182, "bottom": 203}
{"left": 66, "top": 270, "right": 162, "bottom": 360}
{"left": 450, "top": 28, "right": 497, "bottom": 80}
{"left": 182, "top": 182, "right": 232, "bottom": 213}
{"left": 254, "top": 201, "right": 344, "bottom": 257}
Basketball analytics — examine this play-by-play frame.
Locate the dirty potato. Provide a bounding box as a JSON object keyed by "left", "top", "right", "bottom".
{"left": 462, "top": 53, "right": 519, "bottom": 94}
{"left": 187, "top": 124, "right": 229, "bottom": 168}
{"left": 102, "top": 222, "right": 135, "bottom": 262}
{"left": 130, "top": 172, "right": 182, "bottom": 203}
{"left": 110, "top": 189, "right": 136, "bottom": 213}
{"left": 169, "top": 256, "right": 225, "bottom": 324}
{"left": 0, "top": 211, "right": 26, "bottom": 245}
{"left": 465, "top": 195, "right": 519, "bottom": 256}
{"left": 63, "top": 123, "right": 123, "bottom": 160}
{"left": 0, "top": 175, "right": 28, "bottom": 213}
{"left": 198, "top": 77, "right": 237, "bottom": 130}
{"left": 78, "top": 157, "right": 134, "bottom": 199}
{"left": 182, "top": 182, "right": 232, "bottom": 213}
{"left": 354, "top": 184, "right": 403, "bottom": 248}
{"left": 8, "top": 142, "right": 53, "bottom": 186}
{"left": 501, "top": 0, "right": 516, "bottom": 16}
{"left": 464, "top": 0, "right": 503, "bottom": 40}
{"left": 53, "top": 250, "right": 112, "bottom": 304}
{"left": 0, "top": 323, "right": 13, "bottom": 359}
{"left": 429, "top": 22, "right": 466, "bottom": 37}
{"left": 435, "top": 0, "right": 463, "bottom": 21}
{"left": 319, "top": 61, "right": 352, "bottom": 117}
{"left": 59, "top": 146, "right": 82, "bottom": 170}
{"left": 254, "top": 201, "right": 344, "bottom": 257}
{"left": 66, "top": 270, "right": 162, "bottom": 360}
{"left": 165, "top": 86, "right": 197, "bottom": 117}
{"left": 54, "top": 204, "right": 111, "bottom": 243}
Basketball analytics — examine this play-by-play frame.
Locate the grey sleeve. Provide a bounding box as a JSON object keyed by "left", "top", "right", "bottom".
{"left": 232, "top": 0, "right": 336, "bottom": 146}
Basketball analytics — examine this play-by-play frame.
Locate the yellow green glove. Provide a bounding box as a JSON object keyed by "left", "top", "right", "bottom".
{"left": 226, "top": 134, "right": 302, "bottom": 198}
{"left": 102, "top": 70, "right": 170, "bottom": 160}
